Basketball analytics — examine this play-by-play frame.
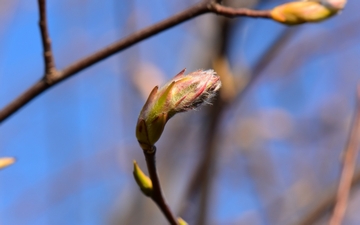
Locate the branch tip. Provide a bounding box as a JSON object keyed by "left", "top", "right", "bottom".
{"left": 38, "top": 0, "right": 56, "bottom": 77}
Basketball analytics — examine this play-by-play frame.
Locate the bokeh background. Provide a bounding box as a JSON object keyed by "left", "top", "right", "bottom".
{"left": 1, "top": 0, "right": 360, "bottom": 224}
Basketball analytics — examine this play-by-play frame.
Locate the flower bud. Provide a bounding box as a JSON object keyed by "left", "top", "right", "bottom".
{"left": 136, "top": 69, "right": 221, "bottom": 151}
{"left": 271, "top": 1, "right": 339, "bottom": 25}
{"left": 0, "top": 157, "right": 16, "bottom": 170}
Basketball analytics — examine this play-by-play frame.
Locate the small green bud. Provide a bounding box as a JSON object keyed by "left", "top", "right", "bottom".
{"left": 133, "top": 160, "right": 153, "bottom": 197}
{"left": 136, "top": 69, "right": 221, "bottom": 151}
{"left": 177, "top": 217, "right": 188, "bottom": 225}
{"left": 271, "top": 1, "right": 341, "bottom": 25}
{"left": 0, "top": 157, "right": 16, "bottom": 170}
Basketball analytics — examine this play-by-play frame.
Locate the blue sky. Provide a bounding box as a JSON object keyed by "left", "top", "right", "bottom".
{"left": 1, "top": 0, "right": 360, "bottom": 225}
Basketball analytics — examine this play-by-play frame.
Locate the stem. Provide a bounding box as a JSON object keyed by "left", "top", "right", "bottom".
{"left": 144, "top": 146, "right": 178, "bottom": 225}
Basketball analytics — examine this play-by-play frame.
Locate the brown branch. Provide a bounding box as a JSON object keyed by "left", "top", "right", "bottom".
{"left": 329, "top": 86, "right": 360, "bottom": 225}
{"left": 38, "top": 0, "right": 57, "bottom": 82}
{"left": 0, "top": 1, "right": 272, "bottom": 123}
{"left": 209, "top": 4, "right": 271, "bottom": 18}
{"left": 144, "top": 147, "right": 179, "bottom": 225}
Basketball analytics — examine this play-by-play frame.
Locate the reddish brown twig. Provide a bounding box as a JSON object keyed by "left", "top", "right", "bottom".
{"left": 329, "top": 86, "right": 360, "bottom": 225}
{"left": 144, "top": 147, "right": 179, "bottom": 225}
{"left": 209, "top": 4, "right": 271, "bottom": 18}
{"left": 0, "top": 0, "right": 272, "bottom": 123}
{"left": 38, "top": 0, "right": 57, "bottom": 83}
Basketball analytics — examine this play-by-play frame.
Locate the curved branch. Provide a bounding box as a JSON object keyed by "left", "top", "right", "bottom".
{"left": 0, "top": 1, "right": 272, "bottom": 123}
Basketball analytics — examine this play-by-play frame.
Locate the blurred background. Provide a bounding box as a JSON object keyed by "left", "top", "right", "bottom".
{"left": 0, "top": 0, "right": 360, "bottom": 224}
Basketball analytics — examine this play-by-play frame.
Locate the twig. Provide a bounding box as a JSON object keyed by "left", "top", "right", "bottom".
{"left": 209, "top": 4, "right": 271, "bottom": 18}
{"left": 144, "top": 147, "right": 179, "bottom": 225}
{"left": 38, "top": 0, "right": 57, "bottom": 82}
{"left": 0, "top": 0, "right": 272, "bottom": 123}
{"left": 329, "top": 86, "right": 360, "bottom": 225}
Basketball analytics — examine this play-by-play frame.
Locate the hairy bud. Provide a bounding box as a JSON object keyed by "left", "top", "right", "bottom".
{"left": 136, "top": 69, "right": 221, "bottom": 151}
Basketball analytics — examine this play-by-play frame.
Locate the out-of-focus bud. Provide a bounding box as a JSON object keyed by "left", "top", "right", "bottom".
{"left": 270, "top": 0, "right": 346, "bottom": 25}
{"left": 136, "top": 69, "right": 221, "bottom": 151}
{"left": 177, "top": 217, "right": 188, "bottom": 225}
{"left": 133, "top": 160, "right": 153, "bottom": 197}
{"left": 321, "top": 0, "right": 347, "bottom": 11}
{"left": 0, "top": 157, "right": 16, "bottom": 170}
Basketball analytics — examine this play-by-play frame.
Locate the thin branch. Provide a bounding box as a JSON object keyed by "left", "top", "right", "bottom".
{"left": 329, "top": 86, "right": 360, "bottom": 225}
{"left": 38, "top": 0, "right": 57, "bottom": 81}
{"left": 209, "top": 4, "right": 271, "bottom": 18}
{"left": 144, "top": 147, "right": 179, "bottom": 225}
{"left": 0, "top": 0, "right": 272, "bottom": 123}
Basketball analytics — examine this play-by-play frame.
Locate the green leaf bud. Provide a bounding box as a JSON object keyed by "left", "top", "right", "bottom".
{"left": 133, "top": 160, "right": 153, "bottom": 197}
{"left": 177, "top": 217, "right": 188, "bottom": 225}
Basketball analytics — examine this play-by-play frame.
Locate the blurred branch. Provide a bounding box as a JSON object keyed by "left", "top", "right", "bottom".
{"left": 329, "top": 86, "right": 360, "bottom": 225}
{"left": 37, "top": 0, "right": 57, "bottom": 83}
{"left": 179, "top": 27, "right": 297, "bottom": 223}
{"left": 144, "top": 147, "right": 179, "bottom": 225}
{"left": 196, "top": 97, "right": 227, "bottom": 225}
{"left": 177, "top": 16, "right": 231, "bottom": 225}
{"left": 295, "top": 170, "right": 360, "bottom": 225}
{"left": 194, "top": 16, "right": 234, "bottom": 225}
{"left": 233, "top": 28, "right": 297, "bottom": 104}
{"left": 0, "top": 0, "right": 271, "bottom": 123}
{"left": 294, "top": 87, "right": 360, "bottom": 225}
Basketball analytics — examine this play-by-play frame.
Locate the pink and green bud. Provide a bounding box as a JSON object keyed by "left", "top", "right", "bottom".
{"left": 136, "top": 69, "right": 221, "bottom": 151}
{"left": 270, "top": 1, "right": 345, "bottom": 25}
